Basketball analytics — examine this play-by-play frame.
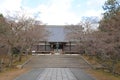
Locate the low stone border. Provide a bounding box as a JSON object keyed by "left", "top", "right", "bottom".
{"left": 80, "top": 55, "right": 95, "bottom": 69}
{"left": 16, "top": 56, "right": 33, "bottom": 69}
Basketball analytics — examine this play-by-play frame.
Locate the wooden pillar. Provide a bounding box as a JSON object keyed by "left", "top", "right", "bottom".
{"left": 62, "top": 44, "right": 64, "bottom": 51}
{"left": 51, "top": 44, "right": 53, "bottom": 51}
{"left": 45, "top": 41, "right": 47, "bottom": 51}
{"left": 62, "top": 43, "right": 65, "bottom": 54}
{"left": 69, "top": 41, "right": 71, "bottom": 51}
{"left": 37, "top": 45, "right": 39, "bottom": 51}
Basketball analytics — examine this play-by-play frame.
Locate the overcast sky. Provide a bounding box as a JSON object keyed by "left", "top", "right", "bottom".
{"left": 0, "top": 0, "right": 106, "bottom": 25}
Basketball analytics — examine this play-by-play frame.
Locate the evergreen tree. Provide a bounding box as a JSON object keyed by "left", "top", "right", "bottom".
{"left": 100, "top": 0, "right": 120, "bottom": 31}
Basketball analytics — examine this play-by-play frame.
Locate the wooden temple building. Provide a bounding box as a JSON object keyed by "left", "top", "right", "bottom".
{"left": 32, "top": 25, "right": 78, "bottom": 54}
{"left": 32, "top": 41, "right": 78, "bottom": 54}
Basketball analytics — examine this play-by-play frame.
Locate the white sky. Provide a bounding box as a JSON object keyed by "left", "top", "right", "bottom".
{"left": 0, "top": 0, "right": 106, "bottom": 25}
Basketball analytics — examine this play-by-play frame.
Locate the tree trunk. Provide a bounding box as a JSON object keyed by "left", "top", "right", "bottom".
{"left": 18, "top": 54, "right": 22, "bottom": 62}
{"left": 111, "top": 60, "right": 115, "bottom": 75}
{"left": 0, "top": 59, "right": 2, "bottom": 72}
{"left": 9, "top": 54, "right": 13, "bottom": 67}
{"left": 8, "top": 46, "right": 13, "bottom": 67}
{"left": 18, "top": 46, "right": 24, "bottom": 62}
{"left": 111, "top": 55, "right": 118, "bottom": 75}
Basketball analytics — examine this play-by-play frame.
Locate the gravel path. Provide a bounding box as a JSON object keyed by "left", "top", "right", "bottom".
{"left": 15, "top": 55, "right": 95, "bottom": 80}
{"left": 24, "top": 55, "right": 90, "bottom": 68}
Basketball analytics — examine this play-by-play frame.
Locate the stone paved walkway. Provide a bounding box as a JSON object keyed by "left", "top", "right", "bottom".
{"left": 37, "top": 68, "right": 77, "bottom": 80}
{"left": 15, "top": 68, "right": 95, "bottom": 80}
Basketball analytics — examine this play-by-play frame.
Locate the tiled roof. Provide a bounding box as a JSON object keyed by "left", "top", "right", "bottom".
{"left": 46, "top": 25, "right": 66, "bottom": 42}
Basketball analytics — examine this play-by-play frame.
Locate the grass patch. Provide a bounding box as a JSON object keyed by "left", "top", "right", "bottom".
{"left": 0, "top": 55, "right": 32, "bottom": 73}
{"left": 82, "top": 55, "right": 99, "bottom": 65}
{"left": 13, "top": 55, "right": 32, "bottom": 66}
{"left": 82, "top": 55, "right": 120, "bottom": 80}
{"left": 87, "top": 69, "right": 120, "bottom": 80}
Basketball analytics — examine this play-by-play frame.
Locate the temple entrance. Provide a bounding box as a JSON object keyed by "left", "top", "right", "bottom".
{"left": 50, "top": 42, "right": 65, "bottom": 54}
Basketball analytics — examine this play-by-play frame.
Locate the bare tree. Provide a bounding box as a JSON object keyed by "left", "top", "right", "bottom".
{"left": 64, "top": 17, "right": 98, "bottom": 55}
{"left": 0, "top": 11, "right": 49, "bottom": 68}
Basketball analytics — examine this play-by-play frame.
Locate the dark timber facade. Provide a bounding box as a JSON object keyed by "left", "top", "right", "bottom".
{"left": 32, "top": 41, "right": 78, "bottom": 54}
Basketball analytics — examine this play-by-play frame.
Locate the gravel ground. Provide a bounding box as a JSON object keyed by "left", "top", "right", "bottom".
{"left": 24, "top": 55, "right": 90, "bottom": 68}
{"left": 14, "top": 55, "right": 95, "bottom": 80}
